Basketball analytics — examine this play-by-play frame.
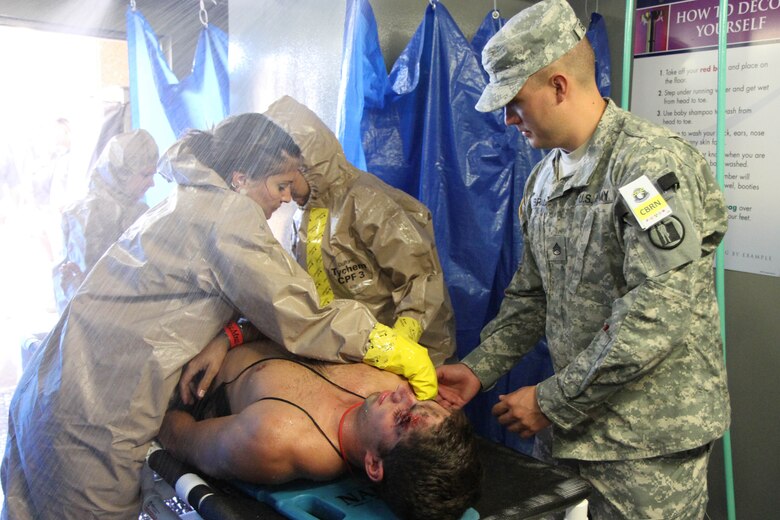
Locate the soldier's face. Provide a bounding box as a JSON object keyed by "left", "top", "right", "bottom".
{"left": 503, "top": 76, "right": 559, "bottom": 150}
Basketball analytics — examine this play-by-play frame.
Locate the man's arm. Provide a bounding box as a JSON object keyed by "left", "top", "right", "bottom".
{"left": 179, "top": 320, "right": 263, "bottom": 404}
{"left": 159, "top": 408, "right": 290, "bottom": 483}
{"left": 461, "top": 218, "right": 548, "bottom": 390}
{"left": 159, "top": 406, "right": 344, "bottom": 484}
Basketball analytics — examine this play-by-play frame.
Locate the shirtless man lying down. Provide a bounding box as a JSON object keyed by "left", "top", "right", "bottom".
{"left": 159, "top": 339, "right": 482, "bottom": 520}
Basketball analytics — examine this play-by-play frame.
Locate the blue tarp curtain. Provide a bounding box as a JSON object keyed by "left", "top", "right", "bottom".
{"left": 588, "top": 12, "right": 612, "bottom": 98}
{"left": 338, "top": 0, "right": 549, "bottom": 453}
{"left": 127, "top": 6, "right": 229, "bottom": 205}
{"left": 335, "top": 0, "right": 388, "bottom": 172}
{"left": 338, "top": 1, "right": 612, "bottom": 453}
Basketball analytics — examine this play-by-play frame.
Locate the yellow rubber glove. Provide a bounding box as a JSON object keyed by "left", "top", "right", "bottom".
{"left": 393, "top": 316, "right": 423, "bottom": 343}
{"left": 363, "top": 323, "right": 437, "bottom": 400}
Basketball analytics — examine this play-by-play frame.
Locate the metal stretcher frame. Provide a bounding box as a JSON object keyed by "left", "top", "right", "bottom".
{"left": 143, "top": 436, "right": 591, "bottom": 520}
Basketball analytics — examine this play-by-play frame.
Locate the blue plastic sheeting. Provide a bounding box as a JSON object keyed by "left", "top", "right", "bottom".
{"left": 127, "top": 7, "right": 229, "bottom": 205}
{"left": 469, "top": 10, "right": 553, "bottom": 455}
{"left": 337, "top": 3, "right": 611, "bottom": 454}
{"left": 471, "top": 10, "right": 503, "bottom": 55}
{"left": 362, "top": 2, "right": 516, "bottom": 355}
{"left": 350, "top": 3, "right": 554, "bottom": 452}
{"left": 587, "top": 12, "right": 612, "bottom": 98}
{"left": 336, "top": 0, "right": 388, "bottom": 171}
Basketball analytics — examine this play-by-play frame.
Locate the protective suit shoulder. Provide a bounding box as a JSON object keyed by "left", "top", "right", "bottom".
{"left": 352, "top": 171, "right": 433, "bottom": 229}
{"left": 157, "top": 141, "right": 226, "bottom": 189}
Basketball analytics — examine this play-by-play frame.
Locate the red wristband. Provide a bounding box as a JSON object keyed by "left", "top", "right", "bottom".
{"left": 224, "top": 321, "right": 243, "bottom": 349}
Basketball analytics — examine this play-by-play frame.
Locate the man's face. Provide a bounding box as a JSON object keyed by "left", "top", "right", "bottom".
{"left": 124, "top": 166, "right": 156, "bottom": 201}
{"left": 361, "top": 385, "right": 450, "bottom": 453}
{"left": 291, "top": 168, "right": 311, "bottom": 207}
{"left": 503, "top": 76, "right": 558, "bottom": 149}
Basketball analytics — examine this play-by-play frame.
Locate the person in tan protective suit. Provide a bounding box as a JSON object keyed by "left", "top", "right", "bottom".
{"left": 53, "top": 129, "right": 159, "bottom": 315}
{"left": 271, "top": 96, "right": 456, "bottom": 365}
{"left": 180, "top": 97, "right": 456, "bottom": 405}
{"left": 1, "top": 113, "right": 436, "bottom": 520}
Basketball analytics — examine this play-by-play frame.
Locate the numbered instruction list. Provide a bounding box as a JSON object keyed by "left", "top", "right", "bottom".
{"left": 632, "top": 0, "right": 780, "bottom": 276}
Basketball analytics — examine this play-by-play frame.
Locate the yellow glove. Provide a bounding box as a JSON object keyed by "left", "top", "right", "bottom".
{"left": 393, "top": 316, "right": 423, "bottom": 343}
{"left": 363, "top": 323, "right": 437, "bottom": 400}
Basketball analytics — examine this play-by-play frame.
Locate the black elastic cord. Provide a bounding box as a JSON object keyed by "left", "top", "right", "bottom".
{"left": 224, "top": 356, "right": 365, "bottom": 399}
{"left": 254, "top": 396, "right": 343, "bottom": 459}
{"left": 217, "top": 356, "right": 368, "bottom": 460}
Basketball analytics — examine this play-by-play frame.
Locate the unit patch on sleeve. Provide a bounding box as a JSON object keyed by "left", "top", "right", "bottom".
{"left": 629, "top": 194, "right": 699, "bottom": 277}
{"left": 648, "top": 216, "right": 685, "bottom": 250}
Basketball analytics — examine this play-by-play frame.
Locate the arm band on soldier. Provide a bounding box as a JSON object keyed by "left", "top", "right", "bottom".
{"left": 223, "top": 321, "right": 244, "bottom": 349}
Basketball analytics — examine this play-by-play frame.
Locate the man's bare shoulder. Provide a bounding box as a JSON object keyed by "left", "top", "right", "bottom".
{"left": 229, "top": 339, "right": 407, "bottom": 395}
{"left": 242, "top": 339, "right": 294, "bottom": 359}
{"left": 324, "top": 362, "right": 406, "bottom": 397}
{"left": 237, "top": 401, "right": 344, "bottom": 483}
{"left": 219, "top": 339, "right": 294, "bottom": 381}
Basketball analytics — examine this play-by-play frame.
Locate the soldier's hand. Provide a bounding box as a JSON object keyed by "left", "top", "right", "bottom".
{"left": 493, "top": 385, "right": 551, "bottom": 438}
{"left": 435, "top": 363, "right": 481, "bottom": 410}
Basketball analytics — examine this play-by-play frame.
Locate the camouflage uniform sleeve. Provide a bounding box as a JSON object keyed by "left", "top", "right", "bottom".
{"left": 462, "top": 210, "right": 547, "bottom": 390}
{"left": 536, "top": 141, "right": 727, "bottom": 430}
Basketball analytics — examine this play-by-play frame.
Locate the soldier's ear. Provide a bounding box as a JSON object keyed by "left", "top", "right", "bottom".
{"left": 551, "top": 74, "right": 569, "bottom": 102}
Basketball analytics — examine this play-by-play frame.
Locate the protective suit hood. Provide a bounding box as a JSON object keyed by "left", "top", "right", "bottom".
{"left": 91, "top": 129, "right": 158, "bottom": 205}
{"left": 264, "top": 96, "right": 456, "bottom": 365}
{"left": 157, "top": 140, "right": 228, "bottom": 190}
{"left": 265, "top": 96, "right": 428, "bottom": 224}
{"left": 264, "top": 96, "right": 357, "bottom": 208}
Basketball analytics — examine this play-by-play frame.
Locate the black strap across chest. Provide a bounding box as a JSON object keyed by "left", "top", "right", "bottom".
{"left": 224, "top": 356, "right": 366, "bottom": 459}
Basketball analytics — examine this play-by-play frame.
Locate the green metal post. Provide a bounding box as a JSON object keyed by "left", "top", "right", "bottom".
{"left": 622, "top": 0, "right": 737, "bottom": 517}
{"left": 715, "top": 0, "right": 737, "bottom": 518}
{"left": 621, "top": 0, "right": 635, "bottom": 109}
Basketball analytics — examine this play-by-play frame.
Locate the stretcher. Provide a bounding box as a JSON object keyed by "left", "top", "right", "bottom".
{"left": 141, "top": 437, "right": 591, "bottom": 520}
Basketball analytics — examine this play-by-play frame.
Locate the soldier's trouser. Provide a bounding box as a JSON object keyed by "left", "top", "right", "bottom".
{"left": 578, "top": 444, "right": 712, "bottom": 519}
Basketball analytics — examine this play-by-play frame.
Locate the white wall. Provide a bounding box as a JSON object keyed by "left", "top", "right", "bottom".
{"left": 229, "top": 0, "right": 346, "bottom": 128}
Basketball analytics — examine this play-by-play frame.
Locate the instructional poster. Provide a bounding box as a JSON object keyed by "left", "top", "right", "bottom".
{"left": 631, "top": 0, "right": 780, "bottom": 276}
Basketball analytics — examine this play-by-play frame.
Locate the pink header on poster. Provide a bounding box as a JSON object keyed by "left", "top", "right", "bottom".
{"left": 634, "top": 0, "right": 780, "bottom": 55}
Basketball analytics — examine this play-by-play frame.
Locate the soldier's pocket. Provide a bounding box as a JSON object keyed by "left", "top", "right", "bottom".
{"left": 569, "top": 209, "right": 594, "bottom": 291}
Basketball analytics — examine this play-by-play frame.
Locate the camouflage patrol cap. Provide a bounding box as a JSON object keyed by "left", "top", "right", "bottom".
{"left": 475, "top": 0, "right": 586, "bottom": 112}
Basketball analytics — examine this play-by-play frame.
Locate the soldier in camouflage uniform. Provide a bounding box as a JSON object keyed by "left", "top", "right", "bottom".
{"left": 436, "top": 0, "right": 730, "bottom": 517}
